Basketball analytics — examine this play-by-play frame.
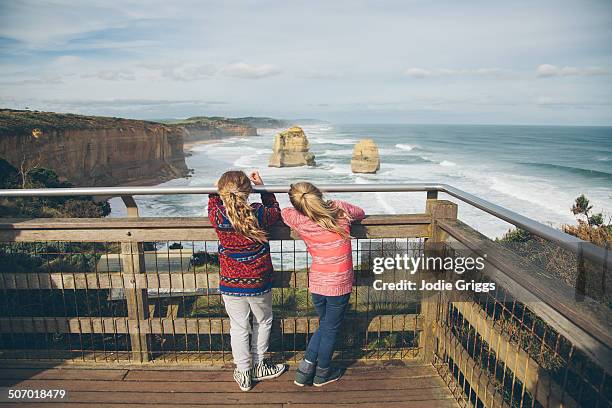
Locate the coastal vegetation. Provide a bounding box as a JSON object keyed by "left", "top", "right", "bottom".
{"left": 498, "top": 195, "right": 610, "bottom": 302}
{"left": 0, "top": 157, "right": 112, "bottom": 273}
{"left": 164, "top": 116, "right": 289, "bottom": 129}
{"left": 0, "top": 108, "right": 157, "bottom": 136}
{"left": 0, "top": 157, "right": 110, "bottom": 218}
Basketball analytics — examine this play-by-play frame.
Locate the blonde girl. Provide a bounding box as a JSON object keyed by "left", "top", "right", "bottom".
{"left": 281, "top": 182, "right": 365, "bottom": 387}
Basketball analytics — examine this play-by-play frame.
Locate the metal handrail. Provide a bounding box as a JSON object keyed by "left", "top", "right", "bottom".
{"left": 0, "top": 183, "right": 609, "bottom": 269}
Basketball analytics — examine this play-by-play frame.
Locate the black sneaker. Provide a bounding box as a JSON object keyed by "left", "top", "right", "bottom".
{"left": 233, "top": 368, "right": 253, "bottom": 391}
{"left": 252, "top": 360, "right": 287, "bottom": 381}
{"left": 313, "top": 367, "right": 344, "bottom": 387}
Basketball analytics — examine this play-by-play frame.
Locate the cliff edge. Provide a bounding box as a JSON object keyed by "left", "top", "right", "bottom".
{"left": 171, "top": 116, "right": 257, "bottom": 143}
{"left": 0, "top": 109, "right": 189, "bottom": 186}
{"left": 268, "top": 126, "right": 316, "bottom": 167}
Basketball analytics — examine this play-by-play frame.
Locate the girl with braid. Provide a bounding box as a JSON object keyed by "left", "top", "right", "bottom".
{"left": 208, "top": 170, "right": 286, "bottom": 391}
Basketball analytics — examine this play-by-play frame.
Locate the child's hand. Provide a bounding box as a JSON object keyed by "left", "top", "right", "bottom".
{"left": 249, "top": 171, "right": 264, "bottom": 185}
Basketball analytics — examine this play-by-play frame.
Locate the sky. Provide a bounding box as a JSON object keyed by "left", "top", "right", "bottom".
{"left": 1, "top": 0, "right": 612, "bottom": 124}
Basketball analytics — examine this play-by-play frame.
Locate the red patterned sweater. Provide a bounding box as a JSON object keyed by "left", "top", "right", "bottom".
{"left": 207, "top": 193, "right": 280, "bottom": 296}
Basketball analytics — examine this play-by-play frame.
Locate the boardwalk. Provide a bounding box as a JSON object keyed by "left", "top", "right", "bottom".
{"left": 0, "top": 363, "right": 459, "bottom": 407}
{"left": 1, "top": 184, "right": 609, "bottom": 407}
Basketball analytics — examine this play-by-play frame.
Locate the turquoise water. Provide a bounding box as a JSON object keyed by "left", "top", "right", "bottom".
{"left": 110, "top": 124, "right": 612, "bottom": 238}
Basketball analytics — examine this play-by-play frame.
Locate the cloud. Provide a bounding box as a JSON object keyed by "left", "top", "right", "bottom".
{"left": 50, "top": 98, "right": 223, "bottom": 108}
{"left": 536, "top": 96, "right": 612, "bottom": 107}
{"left": 1, "top": 75, "right": 64, "bottom": 85}
{"left": 403, "top": 67, "right": 505, "bottom": 78}
{"left": 161, "top": 63, "right": 217, "bottom": 81}
{"left": 536, "top": 64, "right": 612, "bottom": 77}
{"left": 131, "top": 62, "right": 282, "bottom": 81}
{"left": 0, "top": 97, "right": 228, "bottom": 112}
{"left": 53, "top": 55, "right": 82, "bottom": 65}
{"left": 301, "top": 70, "right": 343, "bottom": 79}
{"left": 404, "top": 68, "right": 432, "bottom": 78}
{"left": 92, "top": 69, "right": 136, "bottom": 81}
{"left": 137, "top": 62, "right": 217, "bottom": 81}
{"left": 220, "top": 63, "right": 281, "bottom": 79}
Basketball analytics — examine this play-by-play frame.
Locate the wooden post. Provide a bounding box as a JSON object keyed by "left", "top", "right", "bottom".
{"left": 120, "top": 196, "right": 149, "bottom": 362}
{"left": 426, "top": 190, "right": 438, "bottom": 200}
{"left": 421, "top": 199, "right": 458, "bottom": 364}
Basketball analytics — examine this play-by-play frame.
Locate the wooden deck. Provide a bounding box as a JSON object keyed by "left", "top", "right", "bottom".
{"left": 0, "top": 362, "right": 459, "bottom": 407}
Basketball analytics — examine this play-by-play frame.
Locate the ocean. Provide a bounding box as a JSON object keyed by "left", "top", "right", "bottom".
{"left": 110, "top": 123, "right": 612, "bottom": 239}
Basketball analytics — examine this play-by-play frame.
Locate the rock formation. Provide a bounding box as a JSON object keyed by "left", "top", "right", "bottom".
{"left": 351, "top": 139, "right": 380, "bottom": 173}
{"left": 268, "top": 126, "right": 316, "bottom": 167}
{"left": 0, "top": 109, "right": 189, "bottom": 186}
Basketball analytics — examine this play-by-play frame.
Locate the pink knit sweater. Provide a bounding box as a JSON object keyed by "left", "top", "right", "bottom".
{"left": 281, "top": 200, "right": 366, "bottom": 296}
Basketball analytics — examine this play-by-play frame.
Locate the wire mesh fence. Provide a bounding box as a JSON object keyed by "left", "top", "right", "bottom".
{"left": 432, "top": 236, "right": 611, "bottom": 408}
{"left": 0, "top": 237, "right": 424, "bottom": 364}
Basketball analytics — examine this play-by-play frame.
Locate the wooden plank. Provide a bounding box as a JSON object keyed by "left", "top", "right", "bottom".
{"left": 0, "top": 349, "right": 418, "bottom": 365}
{"left": 438, "top": 328, "right": 510, "bottom": 408}
{"left": 421, "top": 199, "right": 458, "bottom": 364}
{"left": 451, "top": 300, "right": 578, "bottom": 408}
{"left": 266, "top": 403, "right": 458, "bottom": 408}
{"left": 0, "top": 404, "right": 278, "bottom": 408}
{"left": 0, "top": 368, "right": 127, "bottom": 381}
{"left": 0, "top": 271, "right": 379, "bottom": 290}
{"left": 0, "top": 314, "right": 421, "bottom": 335}
{"left": 0, "top": 388, "right": 456, "bottom": 405}
{"left": 0, "top": 404, "right": 282, "bottom": 408}
{"left": 0, "top": 377, "right": 444, "bottom": 393}
{"left": 120, "top": 197, "right": 150, "bottom": 363}
{"left": 0, "top": 214, "right": 431, "bottom": 242}
{"left": 123, "top": 365, "right": 438, "bottom": 382}
{"left": 0, "top": 404, "right": 455, "bottom": 408}
{"left": 0, "top": 214, "right": 431, "bottom": 230}
{"left": 438, "top": 219, "right": 612, "bottom": 371}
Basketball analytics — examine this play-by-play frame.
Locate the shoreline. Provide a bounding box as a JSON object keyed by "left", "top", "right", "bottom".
{"left": 183, "top": 138, "right": 221, "bottom": 153}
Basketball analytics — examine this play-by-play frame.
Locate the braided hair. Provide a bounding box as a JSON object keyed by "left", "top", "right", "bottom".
{"left": 217, "top": 171, "right": 268, "bottom": 243}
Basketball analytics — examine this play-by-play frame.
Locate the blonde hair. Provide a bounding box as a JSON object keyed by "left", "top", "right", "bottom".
{"left": 288, "top": 182, "right": 350, "bottom": 239}
{"left": 217, "top": 171, "right": 267, "bottom": 243}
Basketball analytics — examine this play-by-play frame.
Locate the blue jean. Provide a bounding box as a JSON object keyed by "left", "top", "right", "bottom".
{"left": 304, "top": 293, "right": 350, "bottom": 369}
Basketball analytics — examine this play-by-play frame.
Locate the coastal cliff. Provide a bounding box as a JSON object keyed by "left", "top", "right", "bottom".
{"left": 0, "top": 109, "right": 189, "bottom": 186}
{"left": 169, "top": 116, "right": 257, "bottom": 143}
{"left": 268, "top": 126, "right": 316, "bottom": 167}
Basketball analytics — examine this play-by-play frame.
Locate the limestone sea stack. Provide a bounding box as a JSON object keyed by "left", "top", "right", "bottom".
{"left": 351, "top": 139, "right": 380, "bottom": 173}
{"left": 268, "top": 126, "right": 316, "bottom": 167}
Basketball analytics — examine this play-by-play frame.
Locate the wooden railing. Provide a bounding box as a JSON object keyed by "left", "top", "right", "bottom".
{"left": 425, "top": 200, "right": 611, "bottom": 408}
{"left": 0, "top": 193, "right": 609, "bottom": 408}
{"left": 0, "top": 203, "right": 431, "bottom": 366}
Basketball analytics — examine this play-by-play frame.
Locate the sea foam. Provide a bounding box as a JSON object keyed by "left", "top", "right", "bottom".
{"left": 396, "top": 143, "right": 415, "bottom": 151}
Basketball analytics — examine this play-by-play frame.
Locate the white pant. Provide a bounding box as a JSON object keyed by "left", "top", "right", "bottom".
{"left": 222, "top": 291, "right": 273, "bottom": 371}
